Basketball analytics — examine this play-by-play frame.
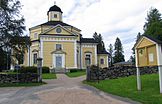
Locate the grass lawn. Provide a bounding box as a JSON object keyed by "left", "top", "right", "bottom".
{"left": 42, "top": 73, "right": 57, "bottom": 79}
{"left": 0, "top": 82, "right": 46, "bottom": 87}
{"left": 84, "top": 74, "right": 162, "bottom": 104}
{"left": 66, "top": 70, "right": 86, "bottom": 77}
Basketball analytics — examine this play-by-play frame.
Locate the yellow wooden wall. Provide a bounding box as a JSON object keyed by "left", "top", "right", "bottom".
{"left": 136, "top": 37, "right": 157, "bottom": 67}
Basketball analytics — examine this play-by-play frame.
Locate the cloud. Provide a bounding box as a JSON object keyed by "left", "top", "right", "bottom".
{"left": 19, "top": 0, "right": 162, "bottom": 61}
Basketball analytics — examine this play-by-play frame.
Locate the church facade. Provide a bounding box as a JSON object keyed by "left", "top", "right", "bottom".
{"left": 23, "top": 5, "right": 109, "bottom": 71}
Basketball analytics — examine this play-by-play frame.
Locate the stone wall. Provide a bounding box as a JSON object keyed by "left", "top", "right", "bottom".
{"left": 0, "top": 73, "right": 38, "bottom": 83}
{"left": 89, "top": 66, "right": 158, "bottom": 81}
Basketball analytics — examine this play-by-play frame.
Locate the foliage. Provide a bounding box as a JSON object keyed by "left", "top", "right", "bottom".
{"left": 93, "top": 32, "right": 106, "bottom": 52}
{"left": 42, "top": 73, "right": 56, "bottom": 79}
{"left": 108, "top": 44, "right": 113, "bottom": 66}
{"left": 113, "top": 37, "right": 125, "bottom": 63}
{"left": 84, "top": 74, "right": 161, "bottom": 104}
{"left": 0, "top": 0, "right": 30, "bottom": 69}
{"left": 15, "top": 66, "right": 50, "bottom": 73}
{"left": 66, "top": 69, "right": 86, "bottom": 77}
{"left": 144, "top": 7, "right": 162, "bottom": 40}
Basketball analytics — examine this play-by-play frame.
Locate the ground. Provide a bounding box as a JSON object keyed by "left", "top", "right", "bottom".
{"left": 0, "top": 74, "right": 139, "bottom": 104}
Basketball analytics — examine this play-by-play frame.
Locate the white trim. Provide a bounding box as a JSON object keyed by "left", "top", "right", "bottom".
{"left": 41, "top": 24, "right": 77, "bottom": 36}
{"left": 135, "top": 49, "right": 141, "bottom": 91}
{"left": 74, "top": 40, "right": 77, "bottom": 68}
{"left": 40, "top": 39, "right": 43, "bottom": 66}
{"left": 106, "top": 55, "right": 109, "bottom": 67}
{"left": 156, "top": 44, "right": 162, "bottom": 93}
{"left": 135, "top": 36, "right": 156, "bottom": 48}
{"left": 94, "top": 45, "right": 97, "bottom": 65}
{"left": 28, "top": 47, "right": 30, "bottom": 66}
{"left": 53, "top": 54, "right": 65, "bottom": 68}
{"left": 66, "top": 67, "right": 78, "bottom": 69}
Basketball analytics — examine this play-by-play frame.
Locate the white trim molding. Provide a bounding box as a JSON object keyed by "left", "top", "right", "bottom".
{"left": 74, "top": 40, "right": 77, "bottom": 68}
{"left": 156, "top": 44, "right": 162, "bottom": 93}
{"left": 53, "top": 53, "right": 65, "bottom": 68}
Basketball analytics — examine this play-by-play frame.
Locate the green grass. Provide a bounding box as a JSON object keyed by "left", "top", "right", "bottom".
{"left": 42, "top": 73, "right": 57, "bottom": 79}
{"left": 66, "top": 70, "right": 86, "bottom": 77}
{"left": 84, "top": 74, "right": 162, "bottom": 104}
{"left": 0, "top": 82, "right": 46, "bottom": 87}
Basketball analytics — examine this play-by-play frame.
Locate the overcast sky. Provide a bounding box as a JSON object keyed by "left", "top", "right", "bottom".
{"left": 19, "top": 0, "right": 162, "bottom": 61}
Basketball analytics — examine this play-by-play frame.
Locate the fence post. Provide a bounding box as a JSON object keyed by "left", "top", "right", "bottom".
{"left": 37, "top": 58, "right": 42, "bottom": 82}
{"left": 137, "top": 67, "right": 141, "bottom": 91}
{"left": 86, "top": 66, "right": 90, "bottom": 81}
{"left": 158, "top": 66, "right": 162, "bottom": 93}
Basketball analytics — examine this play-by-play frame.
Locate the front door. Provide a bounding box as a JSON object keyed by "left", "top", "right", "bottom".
{"left": 56, "top": 56, "right": 62, "bottom": 68}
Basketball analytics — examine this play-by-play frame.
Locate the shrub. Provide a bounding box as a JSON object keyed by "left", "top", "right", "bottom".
{"left": 19, "top": 66, "right": 37, "bottom": 73}
{"left": 70, "top": 69, "right": 78, "bottom": 73}
{"left": 42, "top": 67, "right": 50, "bottom": 73}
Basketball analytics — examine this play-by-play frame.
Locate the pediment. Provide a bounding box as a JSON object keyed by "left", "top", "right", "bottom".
{"left": 41, "top": 24, "right": 76, "bottom": 36}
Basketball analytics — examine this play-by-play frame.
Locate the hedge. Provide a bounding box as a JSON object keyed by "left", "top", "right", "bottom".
{"left": 14, "top": 66, "right": 50, "bottom": 73}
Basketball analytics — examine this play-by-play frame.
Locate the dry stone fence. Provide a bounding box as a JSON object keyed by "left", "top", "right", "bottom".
{"left": 89, "top": 65, "right": 158, "bottom": 81}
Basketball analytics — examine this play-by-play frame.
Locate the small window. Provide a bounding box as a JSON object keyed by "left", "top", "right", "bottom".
{"left": 33, "top": 53, "right": 37, "bottom": 64}
{"left": 56, "top": 44, "right": 62, "bottom": 50}
{"left": 100, "top": 58, "right": 104, "bottom": 64}
{"left": 34, "top": 33, "right": 38, "bottom": 38}
{"left": 85, "top": 54, "right": 91, "bottom": 66}
{"left": 54, "top": 14, "right": 57, "bottom": 18}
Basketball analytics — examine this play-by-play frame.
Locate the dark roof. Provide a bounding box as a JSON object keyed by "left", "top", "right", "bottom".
{"left": 40, "top": 34, "right": 76, "bottom": 36}
{"left": 97, "top": 50, "right": 109, "bottom": 54}
{"left": 143, "top": 35, "right": 162, "bottom": 44}
{"left": 48, "top": 5, "right": 63, "bottom": 13}
{"left": 133, "top": 35, "right": 162, "bottom": 49}
{"left": 80, "top": 38, "right": 98, "bottom": 43}
{"left": 40, "top": 21, "right": 71, "bottom": 27}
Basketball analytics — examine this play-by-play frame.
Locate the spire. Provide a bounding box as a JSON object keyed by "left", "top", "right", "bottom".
{"left": 54, "top": 1, "right": 56, "bottom": 5}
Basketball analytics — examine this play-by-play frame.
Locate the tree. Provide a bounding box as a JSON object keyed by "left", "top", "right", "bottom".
{"left": 0, "top": 0, "right": 28, "bottom": 69}
{"left": 136, "top": 32, "right": 141, "bottom": 42}
{"left": 93, "top": 32, "right": 105, "bottom": 52}
{"left": 113, "top": 37, "right": 125, "bottom": 63}
{"left": 144, "top": 7, "right": 162, "bottom": 40}
{"left": 108, "top": 44, "right": 113, "bottom": 66}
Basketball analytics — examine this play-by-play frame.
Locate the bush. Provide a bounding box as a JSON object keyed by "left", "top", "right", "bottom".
{"left": 70, "top": 69, "right": 78, "bottom": 73}
{"left": 15, "top": 66, "right": 50, "bottom": 74}
{"left": 42, "top": 67, "right": 50, "bottom": 73}
{"left": 19, "top": 66, "right": 37, "bottom": 73}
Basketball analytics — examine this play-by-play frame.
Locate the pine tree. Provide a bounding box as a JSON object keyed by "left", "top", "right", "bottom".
{"left": 144, "top": 7, "right": 162, "bottom": 40}
{"left": 108, "top": 44, "right": 113, "bottom": 66}
{"left": 113, "top": 37, "right": 125, "bottom": 63}
{"left": 0, "top": 0, "right": 28, "bottom": 69}
{"left": 93, "top": 32, "right": 105, "bottom": 52}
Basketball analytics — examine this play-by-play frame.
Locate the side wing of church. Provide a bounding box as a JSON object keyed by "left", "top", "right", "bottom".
{"left": 23, "top": 5, "right": 109, "bottom": 71}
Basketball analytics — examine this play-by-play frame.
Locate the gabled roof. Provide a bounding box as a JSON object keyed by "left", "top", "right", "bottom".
{"left": 134, "top": 35, "right": 162, "bottom": 49}
{"left": 97, "top": 50, "right": 109, "bottom": 54}
{"left": 80, "top": 38, "right": 98, "bottom": 43}
{"left": 143, "top": 35, "right": 162, "bottom": 44}
{"left": 30, "top": 21, "right": 81, "bottom": 31}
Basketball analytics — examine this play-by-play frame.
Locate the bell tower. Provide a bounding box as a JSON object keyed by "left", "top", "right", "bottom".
{"left": 47, "top": 3, "right": 63, "bottom": 21}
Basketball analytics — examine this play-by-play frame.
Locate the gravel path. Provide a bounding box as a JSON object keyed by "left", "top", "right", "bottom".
{"left": 0, "top": 74, "right": 140, "bottom": 104}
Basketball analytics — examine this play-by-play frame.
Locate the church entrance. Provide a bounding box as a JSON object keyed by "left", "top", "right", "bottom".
{"left": 56, "top": 56, "right": 62, "bottom": 68}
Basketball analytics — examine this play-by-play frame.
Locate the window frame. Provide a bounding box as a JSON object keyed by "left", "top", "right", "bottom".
{"left": 33, "top": 53, "right": 37, "bottom": 65}
{"left": 56, "top": 44, "right": 62, "bottom": 50}
{"left": 100, "top": 58, "right": 104, "bottom": 64}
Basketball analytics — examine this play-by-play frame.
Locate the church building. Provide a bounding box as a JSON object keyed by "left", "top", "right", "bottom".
{"left": 23, "top": 4, "right": 109, "bottom": 72}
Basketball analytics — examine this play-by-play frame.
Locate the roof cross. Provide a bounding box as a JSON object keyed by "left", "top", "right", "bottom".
{"left": 54, "top": 1, "right": 56, "bottom": 5}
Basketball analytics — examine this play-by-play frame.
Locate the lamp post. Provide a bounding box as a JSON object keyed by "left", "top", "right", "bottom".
{"left": 86, "top": 58, "right": 90, "bottom": 81}
{"left": 37, "top": 57, "right": 42, "bottom": 82}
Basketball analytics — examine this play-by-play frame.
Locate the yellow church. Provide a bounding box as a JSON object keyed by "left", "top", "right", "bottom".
{"left": 23, "top": 4, "right": 109, "bottom": 72}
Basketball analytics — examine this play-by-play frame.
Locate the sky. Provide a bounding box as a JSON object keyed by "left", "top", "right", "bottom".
{"left": 19, "top": 0, "right": 162, "bottom": 61}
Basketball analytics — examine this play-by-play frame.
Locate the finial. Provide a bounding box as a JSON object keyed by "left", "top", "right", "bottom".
{"left": 54, "top": 1, "right": 56, "bottom": 5}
